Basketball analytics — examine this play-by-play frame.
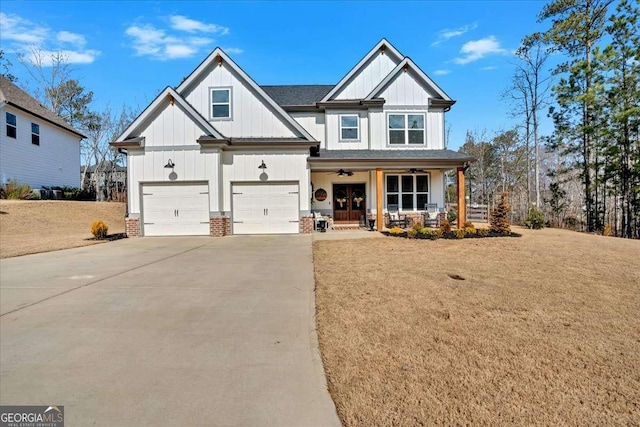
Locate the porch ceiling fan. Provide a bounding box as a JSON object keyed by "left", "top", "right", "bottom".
{"left": 409, "top": 168, "right": 426, "bottom": 174}
{"left": 328, "top": 169, "right": 354, "bottom": 177}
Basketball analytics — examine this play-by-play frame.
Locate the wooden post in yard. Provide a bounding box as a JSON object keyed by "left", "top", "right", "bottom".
{"left": 457, "top": 167, "right": 466, "bottom": 230}
{"left": 376, "top": 168, "right": 383, "bottom": 231}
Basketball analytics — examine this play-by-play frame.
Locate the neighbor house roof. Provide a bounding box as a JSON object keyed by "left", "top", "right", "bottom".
{"left": 261, "top": 85, "right": 334, "bottom": 106}
{"left": 0, "top": 75, "right": 85, "bottom": 138}
{"left": 310, "top": 149, "right": 475, "bottom": 163}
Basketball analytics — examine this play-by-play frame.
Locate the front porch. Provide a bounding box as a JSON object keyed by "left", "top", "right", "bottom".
{"left": 309, "top": 150, "right": 472, "bottom": 231}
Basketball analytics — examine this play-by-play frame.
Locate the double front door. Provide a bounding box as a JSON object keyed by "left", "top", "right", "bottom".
{"left": 333, "top": 184, "right": 366, "bottom": 223}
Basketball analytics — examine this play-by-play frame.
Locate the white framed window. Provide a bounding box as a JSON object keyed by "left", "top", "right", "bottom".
{"left": 31, "top": 123, "right": 40, "bottom": 146}
{"left": 339, "top": 114, "right": 359, "bottom": 141}
{"left": 6, "top": 112, "right": 16, "bottom": 138}
{"left": 209, "top": 87, "right": 231, "bottom": 119}
{"left": 386, "top": 174, "right": 429, "bottom": 211}
{"left": 388, "top": 113, "right": 425, "bottom": 145}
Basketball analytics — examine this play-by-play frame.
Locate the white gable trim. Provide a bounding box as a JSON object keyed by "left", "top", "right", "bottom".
{"left": 365, "top": 58, "right": 453, "bottom": 101}
{"left": 320, "top": 38, "right": 404, "bottom": 102}
{"left": 116, "top": 87, "right": 225, "bottom": 141}
{"left": 176, "top": 48, "right": 317, "bottom": 142}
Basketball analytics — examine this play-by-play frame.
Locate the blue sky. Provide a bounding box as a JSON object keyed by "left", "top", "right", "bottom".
{"left": 0, "top": 1, "right": 557, "bottom": 149}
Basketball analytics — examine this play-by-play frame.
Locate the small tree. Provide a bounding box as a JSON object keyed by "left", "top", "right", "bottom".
{"left": 490, "top": 192, "right": 512, "bottom": 234}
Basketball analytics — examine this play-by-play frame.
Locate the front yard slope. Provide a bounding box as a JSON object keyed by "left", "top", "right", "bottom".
{"left": 0, "top": 200, "right": 125, "bottom": 258}
{"left": 313, "top": 228, "right": 640, "bottom": 426}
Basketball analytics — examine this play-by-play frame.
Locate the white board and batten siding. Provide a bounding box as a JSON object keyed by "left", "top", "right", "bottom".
{"left": 0, "top": 105, "right": 80, "bottom": 188}
{"left": 221, "top": 150, "right": 310, "bottom": 215}
{"left": 334, "top": 52, "right": 401, "bottom": 100}
{"left": 232, "top": 182, "right": 299, "bottom": 234}
{"left": 290, "top": 112, "right": 325, "bottom": 145}
{"left": 181, "top": 62, "right": 300, "bottom": 138}
{"left": 127, "top": 100, "right": 222, "bottom": 217}
{"left": 141, "top": 182, "right": 210, "bottom": 236}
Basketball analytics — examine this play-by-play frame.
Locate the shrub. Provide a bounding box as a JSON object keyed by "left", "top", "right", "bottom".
{"left": 1, "top": 180, "right": 33, "bottom": 199}
{"left": 439, "top": 219, "right": 452, "bottom": 233}
{"left": 524, "top": 206, "right": 545, "bottom": 229}
{"left": 490, "top": 192, "right": 512, "bottom": 234}
{"left": 603, "top": 224, "right": 614, "bottom": 237}
{"left": 388, "top": 226, "right": 405, "bottom": 236}
{"left": 412, "top": 222, "right": 423, "bottom": 232}
{"left": 476, "top": 228, "right": 490, "bottom": 237}
{"left": 407, "top": 228, "right": 418, "bottom": 238}
{"left": 419, "top": 228, "right": 442, "bottom": 240}
{"left": 447, "top": 210, "right": 457, "bottom": 223}
{"left": 463, "top": 221, "right": 476, "bottom": 235}
{"left": 453, "top": 229, "right": 466, "bottom": 239}
{"left": 91, "top": 220, "right": 109, "bottom": 239}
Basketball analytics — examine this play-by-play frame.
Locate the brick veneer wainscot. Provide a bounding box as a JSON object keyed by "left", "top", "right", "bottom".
{"left": 209, "top": 216, "right": 231, "bottom": 237}
{"left": 300, "top": 215, "right": 313, "bottom": 234}
{"left": 125, "top": 217, "right": 140, "bottom": 237}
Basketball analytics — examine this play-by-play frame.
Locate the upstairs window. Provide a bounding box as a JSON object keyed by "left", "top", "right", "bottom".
{"left": 6, "top": 112, "right": 16, "bottom": 138}
{"left": 210, "top": 87, "right": 231, "bottom": 119}
{"left": 388, "top": 113, "right": 425, "bottom": 145}
{"left": 31, "top": 123, "right": 40, "bottom": 145}
{"left": 339, "top": 114, "right": 359, "bottom": 141}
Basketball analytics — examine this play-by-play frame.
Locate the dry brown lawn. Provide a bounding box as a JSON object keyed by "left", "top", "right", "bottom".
{"left": 314, "top": 228, "right": 640, "bottom": 426}
{"left": 0, "top": 200, "right": 125, "bottom": 258}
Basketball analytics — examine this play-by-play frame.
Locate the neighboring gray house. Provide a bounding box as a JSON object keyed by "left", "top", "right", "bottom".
{"left": 0, "top": 75, "right": 84, "bottom": 189}
{"left": 81, "top": 161, "right": 127, "bottom": 201}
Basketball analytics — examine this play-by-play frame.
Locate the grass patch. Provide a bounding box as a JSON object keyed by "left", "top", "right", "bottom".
{"left": 314, "top": 227, "right": 640, "bottom": 426}
{"left": 0, "top": 200, "right": 125, "bottom": 258}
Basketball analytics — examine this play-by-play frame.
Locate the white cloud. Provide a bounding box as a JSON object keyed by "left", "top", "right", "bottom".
{"left": 431, "top": 23, "right": 478, "bottom": 47}
{"left": 433, "top": 69, "right": 450, "bottom": 75}
{"left": 223, "top": 47, "right": 244, "bottom": 54}
{"left": 0, "top": 12, "right": 99, "bottom": 65}
{"left": 125, "top": 15, "right": 235, "bottom": 60}
{"left": 169, "top": 15, "right": 229, "bottom": 35}
{"left": 28, "top": 49, "right": 100, "bottom": 65}
{"left": 0, "top": 12, "right": 47, "bottom": 45}
{"left": 57, "top": 31, "right": 86, "bottom": 47}
{"left": 454, "top": 36, "right": 508, "bottom": 65}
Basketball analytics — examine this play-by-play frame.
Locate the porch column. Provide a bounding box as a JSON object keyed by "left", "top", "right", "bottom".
{"left": 457, "top": 166, "right": 466, "bottom": 229}
{"left": 376, "top": 168, "right": 383, "bottom": 231}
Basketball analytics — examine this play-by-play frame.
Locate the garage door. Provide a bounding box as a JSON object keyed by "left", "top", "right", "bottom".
{"left": 141, "top": 183, "right": 210, "bottom": 236}
{"left": 232, "top": 183, "right": 299, "bottom": 234}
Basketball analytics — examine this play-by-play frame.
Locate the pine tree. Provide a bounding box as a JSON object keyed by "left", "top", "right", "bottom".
{"left": 490, "top": 193, "right": 512, "bottom": 234}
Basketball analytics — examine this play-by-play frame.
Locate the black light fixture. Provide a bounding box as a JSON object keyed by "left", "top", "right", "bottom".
{"left": 258, "top": 160, "right": 267, "bottom": 170}
{"left": 164, "top": 159, "right": 175, "bottom": 169}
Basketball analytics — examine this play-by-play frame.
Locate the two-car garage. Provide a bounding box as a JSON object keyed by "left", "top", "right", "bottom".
{"left": 140, "top": 182, "right": 300, "bottom": 236}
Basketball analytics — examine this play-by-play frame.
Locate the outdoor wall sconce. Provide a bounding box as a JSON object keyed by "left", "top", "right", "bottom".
{"left": 164, "top": 159, "right": 175, "bottom": 169}
{"left": 258, "top": 160, "right": 267, "bottom": 170}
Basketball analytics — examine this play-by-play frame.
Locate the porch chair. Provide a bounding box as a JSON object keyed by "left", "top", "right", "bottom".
{"left": 386, "top": 204, "right": 409, "bottom": 229}
{"left": 423, "top": 203, "right": 440, "bottom": 228}
{"left": 313, "top": 212, "right": 328, "bottom": 232}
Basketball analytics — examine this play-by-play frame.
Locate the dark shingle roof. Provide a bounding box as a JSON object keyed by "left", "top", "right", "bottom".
{"left": 0, "top": 75, "right": 84, "bottom": 137}
{"left": 261, "top": 85, "right": 334, "bottom": 106}
{"left": 313, "top": 149, "right": 475, "bottom": 162}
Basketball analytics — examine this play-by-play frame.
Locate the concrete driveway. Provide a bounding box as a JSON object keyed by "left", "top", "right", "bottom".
{"left": 0, "top": 236, "right": 341, "bottom": 427}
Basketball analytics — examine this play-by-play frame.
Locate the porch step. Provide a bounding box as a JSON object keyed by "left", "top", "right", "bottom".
{"left": 332, "top": 224, "right": 363, "bottom": 231}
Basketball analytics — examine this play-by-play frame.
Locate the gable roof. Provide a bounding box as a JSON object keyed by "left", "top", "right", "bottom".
{"left": 320, "top": 38, "right": 404, "bottom": 102}
{"left": 261, "top": 85, "right": 334, "bottom": 106}
{"left": 115, "top": 86, "right": 224, "bottom": 142}
{"left": 0, "top": 75, "right": 85, "bottom": 138}
{"left": 176, "top": 48, "right": 317, "bottom": 142}
{"left": 365, "top": 57, "right": 454, "bottom": 102}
